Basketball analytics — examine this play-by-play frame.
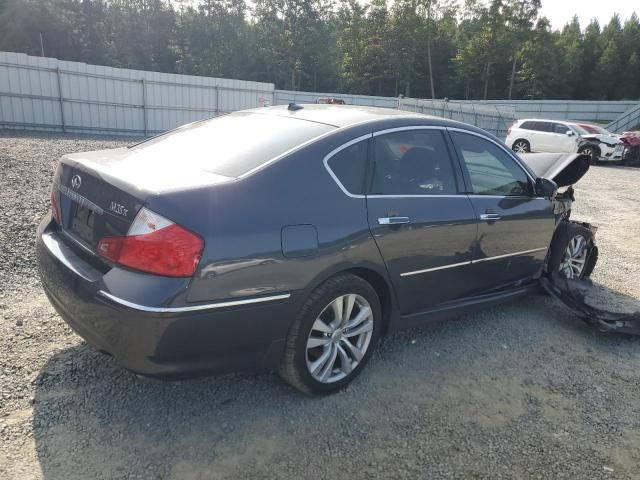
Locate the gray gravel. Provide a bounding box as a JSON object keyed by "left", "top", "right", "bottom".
{"left": 1, "top": 131, "right": 640, "bottom": 479}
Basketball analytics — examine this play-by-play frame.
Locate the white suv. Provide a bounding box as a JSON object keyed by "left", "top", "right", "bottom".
{"left": 506, "top": 119, "right": 583, "bottom": 154}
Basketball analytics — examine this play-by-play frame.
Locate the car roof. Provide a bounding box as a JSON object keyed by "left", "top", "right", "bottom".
{"left": 518, "top": 118, "right": 572, "bottom": 124}
{"left": 243, "top": 104, "right": 436, "bottom": 128}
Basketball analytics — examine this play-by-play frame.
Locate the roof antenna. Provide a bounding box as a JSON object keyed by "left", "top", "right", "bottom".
{"left": 288, "top": 102, "right": 303, "bottom": 111}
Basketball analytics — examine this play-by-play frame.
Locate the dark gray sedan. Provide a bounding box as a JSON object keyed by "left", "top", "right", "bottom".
{"left": 37, "top": 105, "right": 596, "bottom": 394}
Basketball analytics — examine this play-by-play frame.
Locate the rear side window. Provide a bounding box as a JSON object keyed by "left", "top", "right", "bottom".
{"left": 520, "top": 121, "right": 536, "bottom": 130}
{"left": 451, "top": 132, "right": 532, "bottom": 196}
{"left": 326, "top": 140, "right": 368, "bottom": 195}
{"left": 536, "top": 122, "right": 552, "bottom": 132}
{"left": 129, "top": 112, "right": 335, "bottom": 178}
{"left": 371, "top": 129, "right": 457, "bottom": 195}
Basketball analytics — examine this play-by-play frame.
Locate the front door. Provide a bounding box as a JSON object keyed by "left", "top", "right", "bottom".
{"left": 366, "top": 127, "right": 478, "bottom": 315}
{"left": 448, "top": 129, "right": 556, "bottom": 290}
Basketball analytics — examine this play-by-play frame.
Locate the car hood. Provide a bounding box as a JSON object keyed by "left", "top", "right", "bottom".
{"left": 518, "top": 152, "right": 590, "bottom": 187}
{"left": 581, "top": 134, "right": 621, "bottom": 146}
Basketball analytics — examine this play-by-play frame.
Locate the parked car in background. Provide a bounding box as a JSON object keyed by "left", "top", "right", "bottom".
{"left": 507, "top": 119, "right": 584, "bottom": 154}
{"left": 316, "top": 97, "right": 346, "bottom": 105}
{"left": 575, "top": 123, "right": 625, "bottom": 163}
{"left": 506, "top": 119, "right": 622, "bottom": 163}
{"left": 620, "top": 130, "right": 640, "bottom": 166}
{"left": 37, "top": 105, "right": 597, "bottom": 394}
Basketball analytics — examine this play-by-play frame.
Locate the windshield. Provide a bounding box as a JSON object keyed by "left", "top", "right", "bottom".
{"left": 571, "top": 124, "right": 590, "bottom": 135}
{"left": 593, "top": 125, "right": 613, "bottom": 135}
{"left": 129, "top": 112, "right": 335, "bottom": 177}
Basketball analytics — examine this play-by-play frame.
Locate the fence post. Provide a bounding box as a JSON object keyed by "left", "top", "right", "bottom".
{"left": 215, "top": 86, "right": 220, "bottom": 116}
{"left": 56, "top": 68, "right": 65, "bottom": 132}
{"left": 141, "top": 78, "right": 148, "bottom": 136}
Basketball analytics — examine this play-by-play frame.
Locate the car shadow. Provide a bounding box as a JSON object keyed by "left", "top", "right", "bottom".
{"left": 31, "top": 287, "right": 639, "bottom": 479}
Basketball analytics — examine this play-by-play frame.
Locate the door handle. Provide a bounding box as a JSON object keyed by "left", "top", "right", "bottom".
{"left": 480, "top": 213, "right": 501, "bottom": 221}
{"left": 378, "top": 216, "right": 410, "bottom": 225}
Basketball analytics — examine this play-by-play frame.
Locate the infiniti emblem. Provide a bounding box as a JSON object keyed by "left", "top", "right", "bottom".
{"left": 71, "top": 174, "right": 82, "bottom": 190}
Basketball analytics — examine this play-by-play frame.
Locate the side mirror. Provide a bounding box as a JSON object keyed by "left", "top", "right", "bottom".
{"left": 535, "top": 177, "right": 557, "bottom": 198}
{"left": 566, "top": 130, "right": 575, "bottom": 137}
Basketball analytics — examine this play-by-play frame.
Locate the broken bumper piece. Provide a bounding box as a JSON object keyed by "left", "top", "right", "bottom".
{"left": 541, "top": 271, "right": 640, "bottom": 335}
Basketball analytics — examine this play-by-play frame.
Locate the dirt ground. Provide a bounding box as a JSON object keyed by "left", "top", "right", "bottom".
{"left": 1, "top": 132, "right": 640, "bottom": 479}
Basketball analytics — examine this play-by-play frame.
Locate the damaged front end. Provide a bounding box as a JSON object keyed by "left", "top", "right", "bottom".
{"left": 519, "top": 152, "right": 640, "bottom": 334}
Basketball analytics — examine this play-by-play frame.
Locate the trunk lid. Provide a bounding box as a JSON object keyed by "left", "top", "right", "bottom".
{"left": 54, "top": 147, "right": 233, "bottom": 251}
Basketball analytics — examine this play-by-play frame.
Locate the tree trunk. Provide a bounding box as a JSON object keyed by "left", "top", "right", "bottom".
{"left": 508, "top": 49, "right": 517, "bottom": 100}
{"left": 427, "top": 36, "right": 435, "bottom": 99}
{"left": 483, "top": 60, "right": 490, "bottom": 100}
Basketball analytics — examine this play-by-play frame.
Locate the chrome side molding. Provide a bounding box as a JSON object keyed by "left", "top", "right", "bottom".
{"left": 97, "top": 291, "right": 291, "bottom": 313}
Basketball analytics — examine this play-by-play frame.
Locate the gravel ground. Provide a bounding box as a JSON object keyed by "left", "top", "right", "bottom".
{"left": 1, "top": 131, "right": 640, "bottom": 480}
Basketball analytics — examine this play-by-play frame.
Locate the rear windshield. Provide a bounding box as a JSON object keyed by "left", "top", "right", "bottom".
{"left": 130, "top": 112, "right": 335, "bottom": 177}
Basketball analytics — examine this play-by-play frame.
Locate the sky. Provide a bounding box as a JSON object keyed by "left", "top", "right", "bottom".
{"left": 534, "top": 0, "right": 636, "bottom": 30}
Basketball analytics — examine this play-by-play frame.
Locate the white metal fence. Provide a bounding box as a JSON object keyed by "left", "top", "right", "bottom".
{"left": 1, "top": 52, "right": 637, "bottom": 138}
{"left": 0, "top": 52, "right": 274, "bottom": 136}
{"left": 275, "top": 90, "right": 516, "bottom": 138}
{"left": 472, "top": 99, "right": 639, "bottom": 124}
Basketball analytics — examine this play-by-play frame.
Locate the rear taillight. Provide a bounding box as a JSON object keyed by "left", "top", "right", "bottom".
{"left": 50, "top": 190, "right": 61, "bottom": 224}
{"left": 97, "top": 207, "right": 204, "bottom": 277}
{"left": 507, "top": 125, "right": 513, "bottom": 135}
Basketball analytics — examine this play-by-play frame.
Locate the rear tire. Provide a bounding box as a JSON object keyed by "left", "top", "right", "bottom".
{"left": 279, "top": 274, "right": 382, "bottom": 395}
{"left": 512, "top": 139, "right": 530, "bottom": 153}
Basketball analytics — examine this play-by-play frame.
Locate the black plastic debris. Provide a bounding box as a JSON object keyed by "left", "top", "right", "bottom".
{"left": 541, "top": 271, "right": 640, "bottom": 335}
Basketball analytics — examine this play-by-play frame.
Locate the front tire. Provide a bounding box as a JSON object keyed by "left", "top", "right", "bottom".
{"left": 512, "top": 139, "right": 530, "bottom": 153}
{"left": 548, "top": 222, "right": 595, "bottom": 280}
{"left": 579, "top": 146, "right": 600, "bottom": 165}
{"left": 279, "top": 274, "right": 382, "bottom": 395}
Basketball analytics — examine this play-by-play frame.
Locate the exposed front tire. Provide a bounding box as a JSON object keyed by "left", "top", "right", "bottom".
{"left": 578, "top": 146, "right": 600, "bottom": 165}
{"left": 279, "top": 274, "right": 382, "bottom": 395}
{"left": 512, "top": 139, "right": 530, "bottom": 153}
{"left": 547, "top": 222, "right": 595, "bottom": 280}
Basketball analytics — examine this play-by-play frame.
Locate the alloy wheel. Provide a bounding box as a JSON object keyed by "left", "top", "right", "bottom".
{"left": 513, "top": 141, "right": 529, "bottom": 153}
{"left": 306, "top": 294, "right": 374, "bottom": 383}
{"left": 559, "top": 234, "right": 588, "bottom": 279}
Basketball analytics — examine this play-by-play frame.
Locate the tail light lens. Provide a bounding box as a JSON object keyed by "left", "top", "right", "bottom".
{"left": 50, "top": 190, "right": 61, "bottom": 224}
{"left": 98, "top": 207, "right": 204, "bottom": 277}
{"left": 507, "top": 125, "right": 513, "bottom": 135}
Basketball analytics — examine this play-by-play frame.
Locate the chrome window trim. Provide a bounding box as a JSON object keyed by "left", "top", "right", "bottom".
{"left": 372, "top": 125, "right": 447, "bottom": 136}
{"left": 97, "top": 291, "right": 291, "bottom": 313}
{"left": 368, "top": 194, "right": 466, "bottom": 199}
{"left": 322, "top": 133, "right": 372, "bottom": 199}
{"left": 400, "top": 247, "right": 548, "bottom": 277}
{"left": 447, "top": 127, "right": 537, "bottom": 184}
{"left": 322, "top": 125, "right": 545, "bottom": 201}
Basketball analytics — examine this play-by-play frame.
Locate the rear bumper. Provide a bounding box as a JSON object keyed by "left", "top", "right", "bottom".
{"left": 37, "top": 218, "right": 295, "bottom": 378}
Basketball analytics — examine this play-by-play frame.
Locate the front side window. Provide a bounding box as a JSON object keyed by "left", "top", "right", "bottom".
{"left": 553, "top": 123, "right": 571, "bottom": 134}
{"left": 327, "top": 140, "right": 368, "bottom": 195}
{"left": 451, "top": 132, "right": 532, "bottom": 197}
{"left": 371, "top": 129, "right": 457, "bottom": 195}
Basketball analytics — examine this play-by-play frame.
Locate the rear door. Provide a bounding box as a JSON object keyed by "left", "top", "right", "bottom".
{"left": 550, "top": 123, "right": 578, "bottom": 152}
{"left": 365, "top": 127, "right": 478, "bottom": 315}
{"left": 448, "top": 129, "right": 555, "bottom": 290}
{"left": 533, "top": 121, "right": 556, "bottom": 152}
